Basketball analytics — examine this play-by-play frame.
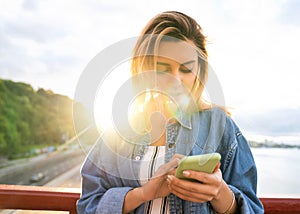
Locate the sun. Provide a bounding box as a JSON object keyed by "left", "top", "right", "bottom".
{"left": 94, "top": 61, "right": 131, "bottom": 131}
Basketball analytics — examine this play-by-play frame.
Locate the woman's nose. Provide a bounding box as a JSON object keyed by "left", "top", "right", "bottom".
{"left": 171, "top": 68, "right": 183, "bottom": 84}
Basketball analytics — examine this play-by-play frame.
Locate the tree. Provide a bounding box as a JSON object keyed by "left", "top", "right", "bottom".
{"left": 0, "top": 79, "right": 92, "bottom": 159}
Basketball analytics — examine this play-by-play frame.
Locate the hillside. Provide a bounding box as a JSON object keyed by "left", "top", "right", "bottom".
{"left": 0, "top": 79, "right": 91, "bottom": 159}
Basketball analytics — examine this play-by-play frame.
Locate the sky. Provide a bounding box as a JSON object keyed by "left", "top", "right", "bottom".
{"left": 1, "top": 0, "right": 300, "bottom": 140}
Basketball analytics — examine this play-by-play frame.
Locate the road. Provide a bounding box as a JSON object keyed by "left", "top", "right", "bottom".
{"left": 0, "top": 146, "right": 86, "bottom": 186}
{"left": 0, "top": 124, "right": 98, "bottom": 186}
{"left": 0, "top": 125, "right": 99, "bottom": 213}
{"left": 0, "top": 158, "right": 83, "bottom": 214}
{"left": 44, "top": 162, "right": 82, "bottom": 188}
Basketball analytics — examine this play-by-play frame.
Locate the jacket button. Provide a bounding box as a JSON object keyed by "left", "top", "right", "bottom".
{"left": 135, "top": 156, "right": 141, "bottom": 160}
{"left": 168, "top": 143, "right": 174, "bottom": 148}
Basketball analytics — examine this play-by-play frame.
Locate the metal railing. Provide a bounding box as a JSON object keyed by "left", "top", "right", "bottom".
{"left": 0, "top": 184, "right": 300, "bottom": 214}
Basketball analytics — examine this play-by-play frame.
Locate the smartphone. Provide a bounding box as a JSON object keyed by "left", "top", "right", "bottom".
{"left": 175, "top": 153, "right": 221, "bottom": 181}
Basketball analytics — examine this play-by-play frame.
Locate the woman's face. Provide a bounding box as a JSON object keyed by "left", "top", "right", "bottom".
{"left": 157, "top": 40, "right": 198, "bottom": 87}
{"left": 131, "top": 40, "right": 200, "bottom": 133}
{"left": 155, "top": 40, "right": 200, "bottom": 105}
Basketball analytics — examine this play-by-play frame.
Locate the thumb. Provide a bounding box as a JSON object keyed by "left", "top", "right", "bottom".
{"left": 213, "top": 162, "right": 221, "bottom": 173}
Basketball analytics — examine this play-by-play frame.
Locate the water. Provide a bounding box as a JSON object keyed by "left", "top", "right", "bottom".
{"left": 252, "top": 147, "right": 300, "bottom": 196}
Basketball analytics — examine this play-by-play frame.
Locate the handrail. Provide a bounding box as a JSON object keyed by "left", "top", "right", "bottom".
{"left": 260, "top": 196, "right": 300, "bottom": 214}
{"left": 0, "top": 184, "right": 80, "bottom": 214}
{"left": 0, "top": 184, "right": 300, "bottom": 214}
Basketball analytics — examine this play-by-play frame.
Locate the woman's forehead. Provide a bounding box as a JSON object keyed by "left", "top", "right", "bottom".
{"left": 157, "top": 40, "right": 198, "bottom": 64}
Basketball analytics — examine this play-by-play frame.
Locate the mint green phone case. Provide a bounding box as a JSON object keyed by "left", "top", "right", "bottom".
{"left": 175, "top": 153, "right": 221, "bottom": 181}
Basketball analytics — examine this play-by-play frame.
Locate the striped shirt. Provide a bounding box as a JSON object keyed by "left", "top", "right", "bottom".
{"left": 139, "top": 146, "right": 170, "bottom": 214}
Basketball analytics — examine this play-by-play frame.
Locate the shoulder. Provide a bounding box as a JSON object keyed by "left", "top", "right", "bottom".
{"left": 198, "top": 107, "right": 244, "bottom": 149}
{"left": 199, "top": 107, "right": 228, "bottom": 119}
{"left": 200, "top": 107, "right": 241, "bottom": 133}
{"left": 197, "top": 107, "right": 230, "bottom": 132}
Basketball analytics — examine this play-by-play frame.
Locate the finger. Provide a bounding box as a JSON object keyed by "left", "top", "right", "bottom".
{"left": 182, "top": 170, "right": 222, "bottom": 185}
{"left": 182, "top": 170, "right": 211, "bottom": 184}
{"left": 159, "top": 154, "right": 184, "bottom": 174}
{"left": 166, "top": 157, "right": 181, "bottom": 170}
{"left": 213, "top": 169, "right": 222, "bottom": 183}
{"left": 171, "top": 153, "right": 185, "bottom": 160}
{"left": 167, "top": 176, "right": 213, "bottom": 202}
{"left": 154, "top": 158, "right": 181, "bottom": 177}
{"left": 168, "top": 168, "right": 177, "bottom": 175}
{"left": 168, "top": 175, "right": 209, "bottom": 194}
{"left": 213, "top": 162, "right": 221, "bottom": 173}
{"left": 171, "top": 187, "right": 212, "bottom": 203}
{"left": 160, "top": 154, "right": 185, "bottom": 173}
{"left": 169, "top": 175, "right": 220, "bottom": 202}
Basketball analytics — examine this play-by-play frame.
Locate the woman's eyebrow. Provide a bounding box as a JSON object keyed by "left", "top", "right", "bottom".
{"left": 157, "top": 62, "right": 170, "bottom": 66}
{"left": 181, "top": 60, "right": 196, "bottom": 65}
{"left": 157, "top": 60, "right": 196, "bottom": 66}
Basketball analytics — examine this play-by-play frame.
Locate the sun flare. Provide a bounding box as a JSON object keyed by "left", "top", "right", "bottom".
{"left": 94, "top": 61, "right": 131, "bottom": 131}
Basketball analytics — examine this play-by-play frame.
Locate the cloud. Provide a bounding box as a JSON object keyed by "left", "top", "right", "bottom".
{"left": 235, "top": 107, "right": 300, "bottom": 136}
{"left": 2, "top": 16, "right": 69, "bottom": 43}
{"left": 0, "top": 31, "right": 30, "bottom": 75}
{"left": 0, "top": 0, "right": 299, "bottom": 107}
{"left": 22, "top": 0, "right": 38, "bottom": 11}
{"left": 0, "top": 0, "right": 85, "bottom": 96}
{"left": 38, "top": 50, "right": 80, "bottom": 74}
{"left": 0, "top": 0, "right": 299, "bottom": 141}
{"left": 0, "top": 31, "right": 13, "bottom": 55}
{"left": 279, "top": 0, "right": 300, "bottom": 26}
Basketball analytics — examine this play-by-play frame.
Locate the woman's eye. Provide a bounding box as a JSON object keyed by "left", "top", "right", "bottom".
{"left": 156, "top": 64, "right": 170, "bottom": 74}
{"left": 180, "top": 65, "right": 192, "bottom": 73}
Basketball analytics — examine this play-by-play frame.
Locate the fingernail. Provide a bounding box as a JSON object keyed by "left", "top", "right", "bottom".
{"left": 183, "top": 171, "right": 190, "bottom": 177}
{"left": 166, "top": 175, "right": 171, "bottom": 183}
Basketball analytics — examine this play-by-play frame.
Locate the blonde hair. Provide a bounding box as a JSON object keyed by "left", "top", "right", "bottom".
{"left": 130, "top": 11, "right": 230, "bottom": 118}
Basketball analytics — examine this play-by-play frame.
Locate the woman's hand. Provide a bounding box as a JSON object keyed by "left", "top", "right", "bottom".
{"left": 166, "top": 162, "right": 223, "bottom": 203}
{"left": 166, "top": 163, "right": 237, "bottom": 213}
{"left": 139, "top": 154, "right": 185, "bottom": 201}
{"left": 123, "top": 154, "right": 184, "bottom": 213}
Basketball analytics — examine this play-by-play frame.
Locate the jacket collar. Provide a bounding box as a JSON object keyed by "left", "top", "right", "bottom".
{"left": 169, "top": 109, "right": 192, "bottom": 130}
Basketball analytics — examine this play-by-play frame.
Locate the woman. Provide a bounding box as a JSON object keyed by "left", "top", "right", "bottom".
{"left": 77, "top": 11, "right": 264, "bottom": 214}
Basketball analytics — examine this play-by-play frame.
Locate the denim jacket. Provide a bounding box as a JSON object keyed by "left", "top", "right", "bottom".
{"left": 77, "top": 108, "right": 264, "bottom": 213}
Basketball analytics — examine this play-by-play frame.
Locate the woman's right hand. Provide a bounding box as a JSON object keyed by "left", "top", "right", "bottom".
{"left": 139, "top": 154, "right": 184, "bottom": 201}
{"left": 123, "top": 154, "right": 184, "bottom": 213}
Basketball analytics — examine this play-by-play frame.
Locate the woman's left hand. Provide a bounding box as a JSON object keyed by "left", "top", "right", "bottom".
{"left": 166, "top": 162, "right": 223, "bottom": 203}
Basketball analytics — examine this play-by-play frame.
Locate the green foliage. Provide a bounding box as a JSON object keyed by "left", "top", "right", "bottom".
{"left": 0, "top": 79, "right": 91, "bottom": 158}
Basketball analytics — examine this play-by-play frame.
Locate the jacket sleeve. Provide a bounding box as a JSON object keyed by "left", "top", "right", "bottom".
{"left": 76, "top": 155, "right": 133, "bottom": 214}
{"left": 76, "top": 135, "right": 135, "bottom": 214}
{"left": 220, "top": 117, "right": 264, "bottom": 214}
